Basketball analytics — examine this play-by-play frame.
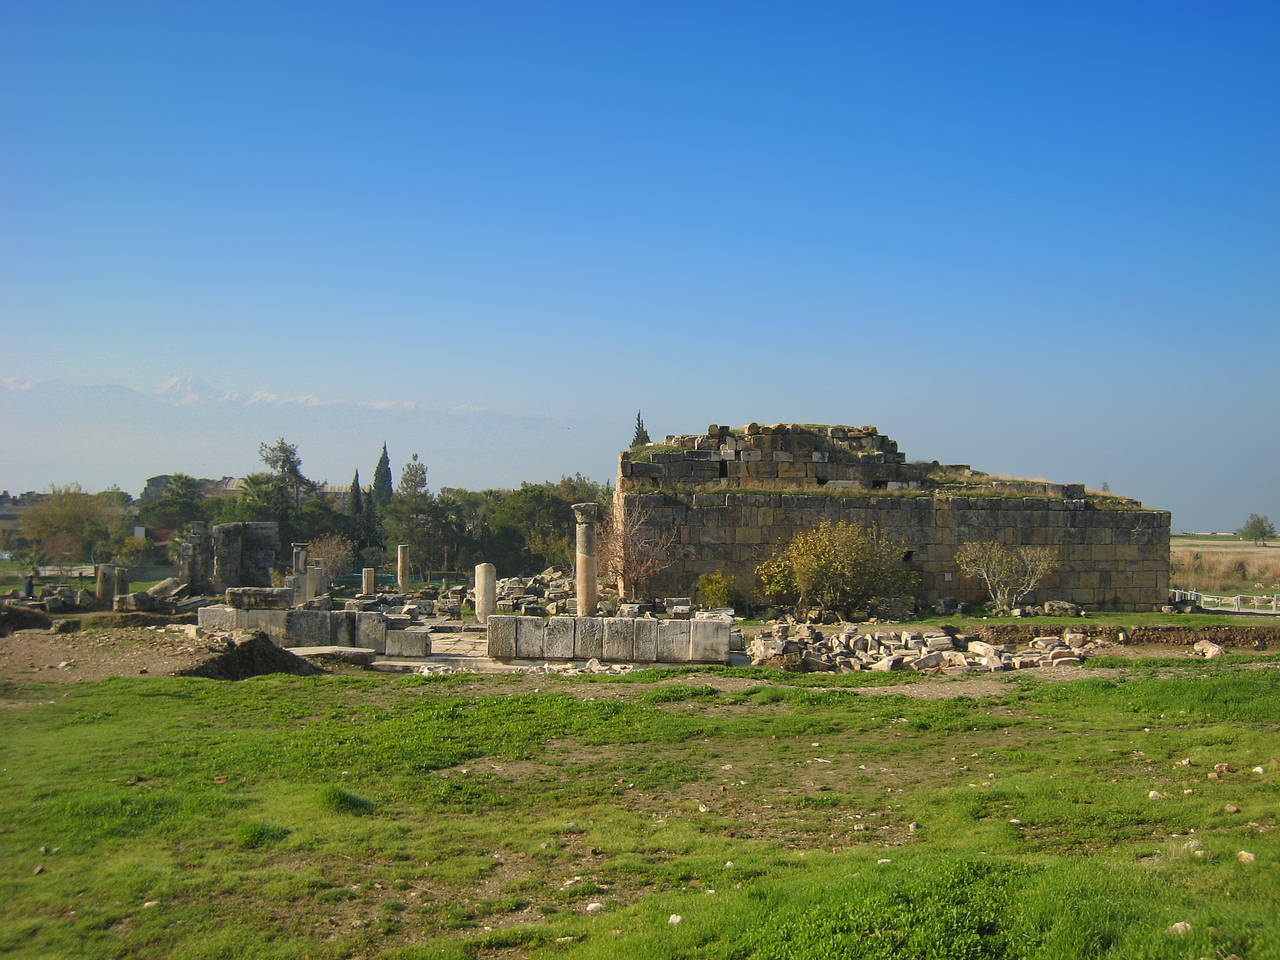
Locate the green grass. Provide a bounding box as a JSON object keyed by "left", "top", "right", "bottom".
{"left": 1, "top": 662, "right": 1277, "bottom": 958}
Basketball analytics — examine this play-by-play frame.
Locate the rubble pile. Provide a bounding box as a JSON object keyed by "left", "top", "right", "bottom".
{"left": 747, "top": 622, "right": 1105, "bottom": 673}
{"left": 491, "top": 567, "right": 575, "bottom": 615}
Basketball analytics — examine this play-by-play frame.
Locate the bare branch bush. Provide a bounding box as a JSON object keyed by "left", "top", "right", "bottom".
{"left": 954, "top": 541, "right": 1059, "bottom": 613}
{"left": 597, "top": 503, "right": 678, "bottom": 600}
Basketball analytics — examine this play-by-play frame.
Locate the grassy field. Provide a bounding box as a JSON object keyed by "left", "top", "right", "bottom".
{"left": 1, "top": 657, "right": 1278, "bottom": 959}
{"left": 1170, "top": 536, "right": 1280, "bottom": 596}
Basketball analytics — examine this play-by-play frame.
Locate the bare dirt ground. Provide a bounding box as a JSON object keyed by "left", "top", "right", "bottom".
{"left": 0, "top": 625, "right": 215, "bottom": 684}
{"left": 5, "top": 624, "right": 1271, "bottom": 701}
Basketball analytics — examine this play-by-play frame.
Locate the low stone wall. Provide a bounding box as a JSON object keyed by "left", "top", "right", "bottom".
{"left": 196, "top": 604, "right": 431, "bottom": 657}
{"left": 486, "top": 615, "right": 729, "bottom": 664}
{"left": 979, "top": 622, "right": 1280, "bottom": 648}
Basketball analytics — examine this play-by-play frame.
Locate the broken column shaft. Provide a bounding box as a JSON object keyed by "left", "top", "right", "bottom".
{"left": 572, "top": 503, "right": 600, "bottom": 616}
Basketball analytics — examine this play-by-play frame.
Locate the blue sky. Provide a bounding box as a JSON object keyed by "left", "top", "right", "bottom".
{"left": 1, "top": 1, "right": 1276, "bottom": 531}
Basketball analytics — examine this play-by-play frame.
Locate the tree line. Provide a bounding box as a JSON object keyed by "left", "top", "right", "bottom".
{"left": 11, "top": 438, "right": 611, "bottom": 580}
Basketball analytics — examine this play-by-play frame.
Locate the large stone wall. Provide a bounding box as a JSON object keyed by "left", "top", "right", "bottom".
{"left": 618, "top": 424, "right": 1170, "bottom": 612}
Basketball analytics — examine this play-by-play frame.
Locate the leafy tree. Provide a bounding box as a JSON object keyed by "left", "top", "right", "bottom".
{"left": 398, "top": 453, "right": 427, "bottom": 496}
{"left": 259, "top": 437, "right": 312, "bottom": 509}
{"left": 954, "top": 541, "right": 1059, "bottom": 613}
{"left": 138, "top": 472, "right": 206, "bottom": 529}
{"left": 756, "top": 520, "right": 919, "bottom": 617}
{"left": 19, "top": 484, "right": 132, "bottom": 563}
{"left": 632, "top": 411, "right": 651, "bottom": 447}
{"left": 1237, "top": 514, "right": 1276, "bottom": 546}
{"left": 372, "top": 442, "right": 393, "bottom": 509}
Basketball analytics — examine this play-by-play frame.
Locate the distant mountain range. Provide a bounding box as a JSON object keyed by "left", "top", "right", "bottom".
{"left": 0, "top": 377, "right": 618, "bottom": 498}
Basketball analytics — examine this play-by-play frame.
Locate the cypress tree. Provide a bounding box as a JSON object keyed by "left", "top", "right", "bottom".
{"left": 631, "top": 411, "right": 651, "bottom": 447}
{"left": 348, "top": 469, "right": 363, "bottom": 517}
{"left": 372, "top": 443, "right": 393, "bottom": 509}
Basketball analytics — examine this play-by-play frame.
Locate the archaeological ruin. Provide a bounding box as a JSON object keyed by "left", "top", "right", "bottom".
{"left": 616, "top": 423, "right": 1171, "bottom": 612}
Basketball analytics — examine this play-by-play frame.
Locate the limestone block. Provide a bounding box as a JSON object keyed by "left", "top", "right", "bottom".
{"left": 657, "top": 619, "right": 691, "bottom": 663}
{"left": 243, "top": 608, "right": 288, "bottom": 638}
{"left": 633, "top": 618, "right": 658, "bottom": 661}
{"left": 285, "top": 609, "right": 332, "bottom": 647}
{"left": 330, "top": 610, "right": 356, "bottom": 646}
{"left": 575, "top": 617, "right": 604, "bottom": 659}
{"left": 545, "top": 617, "right": 575, "bottom": 659}
{"left": 516, "top": 616, "right": 546, "bottom": 659}
{"left": 225, "top": 587, "right": 294, "bottom": 610}
{"left": 355, "top": 612, "right": 387, "bottom": 654}
{"left": 488, "top": 616, "right": 517, "bottom": 659}
{"left": 603, "top": 618, "right": 634, "bottom": 661}
{"left": 386, "top": 627, "right": 431, "bottom": 657}
{"left": 197, "top": 604, "right": 236, "bottom": 634}
{"left": 689, "top": 618, "right": 729, "bottom": 663}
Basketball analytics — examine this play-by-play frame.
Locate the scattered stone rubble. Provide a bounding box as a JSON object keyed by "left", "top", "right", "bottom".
{"left": 491, "top": 567, "right": 576, "bottom": 615}
{"left": 746, "top": 622, "right": 1107, "bottom": 673}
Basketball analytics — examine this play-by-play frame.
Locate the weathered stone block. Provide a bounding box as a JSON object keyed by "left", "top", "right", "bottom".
{"left": 197, "top": 604, "right": 236, "bottom": 634}
{"left": 355, "top": 612, "right": 387, "bottom": 653}
{"left": 488, "top": 615, "right": 516, "bottom": 659}
{"left": 544, "top": 617, "right": 575, "bottom": 659}
{"left": 516, "top": 616, "right": 546, "bottom": 659}
{"left": 242, "top": 608, "right": 288, "bottom": 637}
{"left": 225, "top": 587, "right": 294, "bottom": 610}
{"left": 330, "top": 610, "right": 356, "bottom": 646}
{"left": 689, "top": 618, "right": 729, "bottom": 663}
{"left": 386, "top": 626, "right": 431, "bottom": 657}
{"left": 657, "top": 619, "right": 691, "bottom": 662}
{"left": 284, "top": 609, "right": 332, "bottom": 647}
{"left": 633, "top": 618, "right": 658, "bottom": 661}
{"left": 575, "top": 617, "right": 604, "bottom": 659}
{"left": 603, "top": 618, "right": 634, "bottom": 661}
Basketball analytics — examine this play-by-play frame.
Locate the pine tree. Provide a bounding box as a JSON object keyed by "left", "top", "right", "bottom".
{"left": 347, "top": 469, "right": 363, "bottom": 518}
{"left": 372, "top": 443, "right": 393, "bottom": 509}
{"left": 631, "top": 411, "right": 651, "bottom": 447}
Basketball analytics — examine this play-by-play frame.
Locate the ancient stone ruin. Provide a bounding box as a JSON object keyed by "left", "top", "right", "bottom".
{"left": 617, "top": 423, "right": 1170, "bottom": 611}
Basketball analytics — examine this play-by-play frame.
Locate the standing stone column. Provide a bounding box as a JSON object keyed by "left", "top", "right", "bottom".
{"left": 362, "top": 567, "right": 376, "bottom": 596}
{"left": 572, "top": 503, "right": 600, "bottom": 616}
{"left": 113, "top": 567, "right": 131, "bottom": 598}
{"left": 95, "top": 564, "right": 116, "bottom": 604}
{"left": 475, "top": 562, "right": 496, "bottom": 624}
{"left": 292, "top": 543, "right": 308, "bottom": 575}
{"left": 397, "top": 544, "right": 410, "bottom": 593}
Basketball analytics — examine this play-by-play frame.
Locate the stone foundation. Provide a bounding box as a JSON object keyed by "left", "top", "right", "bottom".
{"left": 197, "top": 604, "right": 432, "bottom": 657}
{"left": 485, "top": 615, "right": 729, "bottom": 664}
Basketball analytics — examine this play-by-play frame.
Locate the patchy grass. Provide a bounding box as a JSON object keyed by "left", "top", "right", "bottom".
{"left": 0, "top": 662, "right": 1277, "bottom": 958}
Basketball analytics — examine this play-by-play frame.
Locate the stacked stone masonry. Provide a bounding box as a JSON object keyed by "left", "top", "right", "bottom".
{"left": 618, "top": 424, "right": 1170, "bottom": 611}
{"left": 486, "top": 615, "right": 729, "bottom": 664}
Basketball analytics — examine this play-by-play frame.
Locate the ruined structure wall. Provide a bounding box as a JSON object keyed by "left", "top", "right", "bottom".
{"left": 624, "top": 490, "right": 1170, "bottom": 612}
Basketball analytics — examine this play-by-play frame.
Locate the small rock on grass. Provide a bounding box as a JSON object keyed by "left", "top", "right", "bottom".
{"left": 668, "top": 914, "right": 683, "bottom": 925}
{"left": 1167, "top": 921, "right": 1192, "bottom": 936}
{"left": 586, "top": 902, "right": 604, "bottom": 913}
{"left": 1225, "top": 803, "right": 1240, "bottom": 814}
{"left": 1237, "top": 851, "right": 1256, "bottom": 864}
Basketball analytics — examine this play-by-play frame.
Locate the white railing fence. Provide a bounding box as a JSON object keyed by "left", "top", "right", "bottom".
{"left": 1171, "top": 588, "right": 1280, "bottom": 613}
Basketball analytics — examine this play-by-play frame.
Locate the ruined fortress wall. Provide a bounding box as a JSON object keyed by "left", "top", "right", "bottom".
{"left": 627, "top": 490, "right": 1170, "bottom": 611}
{"left": 617, "top": 424, "right": 1169, "bottom": 611}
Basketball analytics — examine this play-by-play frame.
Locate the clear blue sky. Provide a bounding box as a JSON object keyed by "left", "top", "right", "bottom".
{"left": 1, "top": 1, "right": 1276, "bottom": 531}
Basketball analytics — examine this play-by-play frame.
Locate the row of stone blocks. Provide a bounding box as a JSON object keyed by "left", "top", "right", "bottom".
{"left": 196, "top": 605, "right": 431, "bottom": 657}
{"left": 487, "top": 615, "right": 729, "bottom": 664}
